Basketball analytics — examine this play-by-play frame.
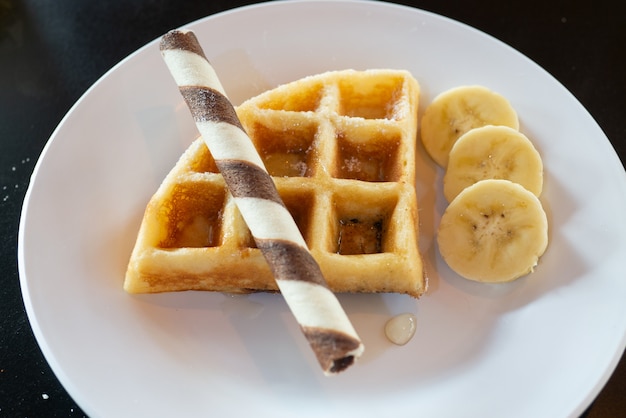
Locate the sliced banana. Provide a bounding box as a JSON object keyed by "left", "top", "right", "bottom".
{"left": 437, "top": 179, "right": 548, "bottom": 283}
{"left": 443, "top": 125, "right": 543, "bottom": 202}
{"left": 421, "top": 85, "right": 519, "bottom": 168}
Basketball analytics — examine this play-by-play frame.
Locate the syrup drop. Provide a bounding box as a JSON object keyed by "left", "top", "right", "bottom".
{"left": 385, "top": 313, "right": 417, "bottom": 345}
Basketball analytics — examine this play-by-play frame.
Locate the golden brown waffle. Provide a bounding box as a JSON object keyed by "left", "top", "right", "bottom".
{"left": 125, "top": 69, "right": 426, "bottom": 297}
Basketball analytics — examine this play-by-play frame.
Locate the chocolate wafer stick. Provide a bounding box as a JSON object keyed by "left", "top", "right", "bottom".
{"left": 160, "top": 29, "right": 364, "bottom": 375}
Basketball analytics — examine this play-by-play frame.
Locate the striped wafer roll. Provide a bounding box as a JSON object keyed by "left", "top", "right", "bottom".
{"left": 159, "top": 29, "right": 364, "bottom": 375}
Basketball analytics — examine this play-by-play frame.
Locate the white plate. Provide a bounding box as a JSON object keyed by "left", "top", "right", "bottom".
{"left": 18, "top": 1, "right": 626, "bottom": 417}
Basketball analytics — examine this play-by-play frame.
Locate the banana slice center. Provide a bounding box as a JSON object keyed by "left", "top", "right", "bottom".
{"left": 471, "top": 209, "right": 514, "bottom": 247}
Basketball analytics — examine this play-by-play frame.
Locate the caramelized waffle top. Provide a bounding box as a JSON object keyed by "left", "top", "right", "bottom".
{"left": 125, "top": 69, "right": 426, "bottom": 297}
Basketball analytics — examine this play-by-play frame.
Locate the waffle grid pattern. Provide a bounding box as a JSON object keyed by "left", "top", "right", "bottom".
{"left": 125, "top": 70, "right": 425, "bottom": 297}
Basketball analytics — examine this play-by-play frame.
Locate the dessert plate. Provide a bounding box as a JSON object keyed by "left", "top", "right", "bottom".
{"left": 18, "top": 1, "right": 626, "bottom": 417}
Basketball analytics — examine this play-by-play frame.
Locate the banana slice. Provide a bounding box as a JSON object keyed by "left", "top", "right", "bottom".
{"left": 437, "top": 179, "right": 548, "bottom": 283}
{"left": 443, "top": 125, "right": 543, "bottom": 202}
{"left": 421, "top": 85, "right": 519, "bottom": 167}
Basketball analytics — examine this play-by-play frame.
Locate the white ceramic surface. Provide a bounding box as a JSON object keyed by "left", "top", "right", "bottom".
{"left": 18, "top": 1, "right": 626, "bottom": 417}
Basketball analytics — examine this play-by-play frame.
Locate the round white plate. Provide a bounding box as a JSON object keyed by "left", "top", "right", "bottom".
{"left": 18, "top": 1, "right": 626, "bottom": 417}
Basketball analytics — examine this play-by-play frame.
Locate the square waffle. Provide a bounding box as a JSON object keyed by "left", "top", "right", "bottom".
{"left": 125, "top": 69, "right": 426, "bottom": 297}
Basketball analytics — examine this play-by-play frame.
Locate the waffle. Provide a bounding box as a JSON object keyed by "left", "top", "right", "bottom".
{"left": 125, "top": 69, "right": 425, "bottom": 297}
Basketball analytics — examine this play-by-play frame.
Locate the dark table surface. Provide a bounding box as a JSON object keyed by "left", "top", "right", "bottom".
{"left": 1, "top": 1, "right": 624, "bottom": 416}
